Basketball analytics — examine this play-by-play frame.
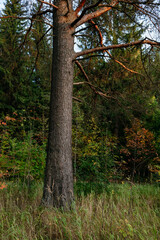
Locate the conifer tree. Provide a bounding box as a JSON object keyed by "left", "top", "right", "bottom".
{"left": 27, "top": 1, "right": 52, "bottom": 138}
{"left": 0, "top": 0, "right": 27, "bottom": 114}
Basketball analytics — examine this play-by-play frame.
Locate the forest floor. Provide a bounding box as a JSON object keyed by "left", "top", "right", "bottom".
{"left": 0, "top": 181, "right": 159, "bottom": 240}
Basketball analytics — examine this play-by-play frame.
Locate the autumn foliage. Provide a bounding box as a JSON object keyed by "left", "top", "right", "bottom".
{"left": 120, "top": 119, "right": 160, "bottom": 181}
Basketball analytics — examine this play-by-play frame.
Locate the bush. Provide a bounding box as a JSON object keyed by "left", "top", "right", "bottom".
{"left": 0, "top": 132, "right": 46, "bottom": 180}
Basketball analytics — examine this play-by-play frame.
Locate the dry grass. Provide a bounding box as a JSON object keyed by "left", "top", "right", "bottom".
{"left": 0, "top": 182, "right": 159, "bottom": 239}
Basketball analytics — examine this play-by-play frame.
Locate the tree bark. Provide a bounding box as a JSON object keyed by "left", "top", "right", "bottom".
{"left": 42, "top": 0, "right": 75, "bottom": 209}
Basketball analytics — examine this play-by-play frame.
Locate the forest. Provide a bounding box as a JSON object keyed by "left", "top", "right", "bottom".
{"left": 0, "top": 0, "right": 160, "bottom": 239}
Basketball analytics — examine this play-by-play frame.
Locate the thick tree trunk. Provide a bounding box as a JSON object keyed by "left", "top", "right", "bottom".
{"left": 42, "top": 1, "right": 75, "bottom": 209}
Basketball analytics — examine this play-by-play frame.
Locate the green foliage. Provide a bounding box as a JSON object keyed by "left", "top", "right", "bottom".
{"left": 72, "top": 106, "right": 121, "bottom": 192}
{"left": 0, "top": 0, "right": 51, "bottom": 136}
{"left": 0, "top": 114, "right": 46, "bottom": 180}
{"left": 0, "top": 0, "right": 28, "bottom": 113}
{"left": 0, "top": 132, "right": 46, "bottom": 180}
{"left": 0, "top": 1, "right": 50, "bottom": 181}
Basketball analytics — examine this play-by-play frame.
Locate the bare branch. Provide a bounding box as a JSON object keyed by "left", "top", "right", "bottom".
{"left": 133, "top": 3, "right": 160, "bottom": 33}
{"left": 75, "top": 39, "right": 160, "bottom": 58}
{"left": 75, "top": 60, "right": 90, "bottom": 82}
{"left": 140, "top": 46, "right": 154, "bottom": 84}
{"left": 73, "top": 97, "right": 82, "bottom": 102}
{"left": 73, "top": 25, "right": 93, "bottom": 35}
{"left": 82, "top": 20, "right": 143, "bottom": 76}
{"left": 73, "top": 82, "right": 85, "bottom": 85}
{"left": 76, "top": 54, "right": 104, "bottom": 61}
{"left": 33, "top": 9, "right": 54, "bottom": 17}
{"left": 76, "top": 18, "right": 156, "bottom": 77}
{"left": 119, "top": 0, "right": 160, "bottom": 7}
{"left": 72, "top": 0, "right": 104, "bottom": 27}
{"left": 105, "top": 49, "right": 143, "bottom": 75}
{"left": 37, "top": 0, "right": 58, "bottom": 9}
{"left": 75, "top": 60, "right": 117, "bottom": 100}
{"left": 89, "top": 19, "right": 103, "bottom": 45}
{"left": 66, "top": 0, "right": 73, "bottom": 14}
{"left": 71, "top": 0, "right": 119, "bottom": 28}
{"left": 75, "top": 0, "right": 87, "bottom": 15}
{"left": 36, "top": 26, "right": 52, "bottom": 45}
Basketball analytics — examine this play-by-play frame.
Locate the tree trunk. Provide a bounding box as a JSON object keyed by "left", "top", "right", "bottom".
{"left": 42, "top": 1, "right": 75, "bottom": 209}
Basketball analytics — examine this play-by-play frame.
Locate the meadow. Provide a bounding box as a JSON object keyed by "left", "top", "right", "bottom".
{"left": 0, "top": 182, "right": 159, "bottom": 240}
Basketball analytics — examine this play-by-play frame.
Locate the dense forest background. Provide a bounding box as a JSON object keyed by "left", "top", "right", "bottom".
{"left": 0, "top": 0, "right": 160, "bottom": 193}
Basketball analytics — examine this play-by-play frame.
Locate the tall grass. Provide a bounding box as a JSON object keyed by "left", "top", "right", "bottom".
{"left": 0, "top": 182, "right": 159, "bottom": 239}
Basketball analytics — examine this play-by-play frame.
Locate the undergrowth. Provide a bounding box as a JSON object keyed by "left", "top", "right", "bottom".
{"left": 0, "top": 182, "right": 159, "bottom": 240}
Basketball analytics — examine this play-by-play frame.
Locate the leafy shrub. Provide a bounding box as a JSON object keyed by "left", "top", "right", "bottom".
{"left": 0, "top": 113, "right": 47, "bottom": 180}
{"left": 0, "top": 132, "right": 46, "bottom": 180}
{"left": 120, "top": 119, "right": 160, "bottom": 181}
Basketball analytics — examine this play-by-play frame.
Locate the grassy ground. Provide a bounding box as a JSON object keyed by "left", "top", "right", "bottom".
{"left": 0, "top": 182, "right": 159, "bottom": 240}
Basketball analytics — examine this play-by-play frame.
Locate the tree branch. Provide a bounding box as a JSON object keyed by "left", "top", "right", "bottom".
{"left": 37, "top": 0, "right": 58, "bottom": 9}
{"left": 133, "top": 3, "right": 160, "bottom": 32}
{"left": 75, "top": 60, "right": 117, "bottom": 101}
{"left": 76, "top": 54, "right": 105, "bottom": 61}
{"left": 89, "top": 19, "right": 103, "bottom": 45}
{"left": 36, "top": 26, "right": 52, "bottom": 45}
{"left": 71, "top": 0, "right": 104, "bottom": 27}
{"left": 71, "top": 0, "right": 118, "bottom": 28}
{"left": 73, "top": 24, "right": 93, "bottom": 35}
{"left": 73, "top": 97, "right": 82, "bottom": 102}
{"left": 73, "top": 82, "right": 85, "bottom": 85}
{"left": 90, "top": 19, "right": 143, "bottom": 75}
{"left": 0, "top": 9, "right": 54, "bottom": 27}
{"left": 66, "top": 0, "right": 73, "bottom": 14}
{"left": 75, "top": 0, "right": 87, "bottom": 15}
{"left": 109, "top": 52, "right": 143, "bottom": 75}
{"left": 0, "top": 6, "right": 54, "bottom": 50}
{"left": 75, "top": 39, "right": 160, "bottom": 58}
{"left": 119, "top": 0, "right": 160, "bottom": 7}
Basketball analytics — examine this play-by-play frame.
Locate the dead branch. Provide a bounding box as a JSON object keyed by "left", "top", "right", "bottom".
{"left": 89, "top": 19, "right": 141, "bottom": 74}
{"left": 20, "top": 6, "right": 53, "bottom": 48}
{"left": 106, "top": 49, "right": 143, "bottom": 75}
{"left": 76, "top": 54, "right": 106, "bottom": 61}
{"left": 76, "top": 20, "right": 156, "bottom": 76}
{"left": 133, "top": 3, "right": 160, "bottom": 32}
{"left": 73, "top": 24, "right": 93, "bottom": 35}
{"left": 73, "top": 97, "right": 82, "bottom": 102}
{"left": 75, "top": 0, "right": 87, "bottom": 15}
{"left": 71, "top": 0, "right": 118, "bottom": 28}
{"left": 73, "top": 82, "right": 85, "bottom": 85}
{"left": 75, "top": 60, "right": 119, "bottom": 101}
{"left": 89, "top": 19, "right": 103, "bottom": 45}
{"left": 36, "top": 26, "right": 52, "bottom": 45}
{"left": 66, "top": 0, "right": 73, "bottom": 14}
{"left": 75, "top": 39, "right": 160, "bottom": 58}
{"left": 37, "top": 0, "right": 58, "bottom": 9}
{"left": 75, "top": 60, "right": 90, "bottom": 82}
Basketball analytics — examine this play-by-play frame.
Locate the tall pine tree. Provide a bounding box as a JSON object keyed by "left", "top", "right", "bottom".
{"left": 0, "top": 0, "right": 27, "bottom": 114}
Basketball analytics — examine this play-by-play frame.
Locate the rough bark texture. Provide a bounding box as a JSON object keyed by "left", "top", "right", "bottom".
{"left": 42, "top": 0, "right": 75, "bottom": 209}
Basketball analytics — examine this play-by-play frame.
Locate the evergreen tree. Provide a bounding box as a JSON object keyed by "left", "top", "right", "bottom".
{"left": 0, "top": 0, "right": 52, "bottom": 139}
{"left": 0, "top": 0, "right": 27, "bottom": 114}
{"left": 26, "top": 2, "right": 52, "bottom": 140}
